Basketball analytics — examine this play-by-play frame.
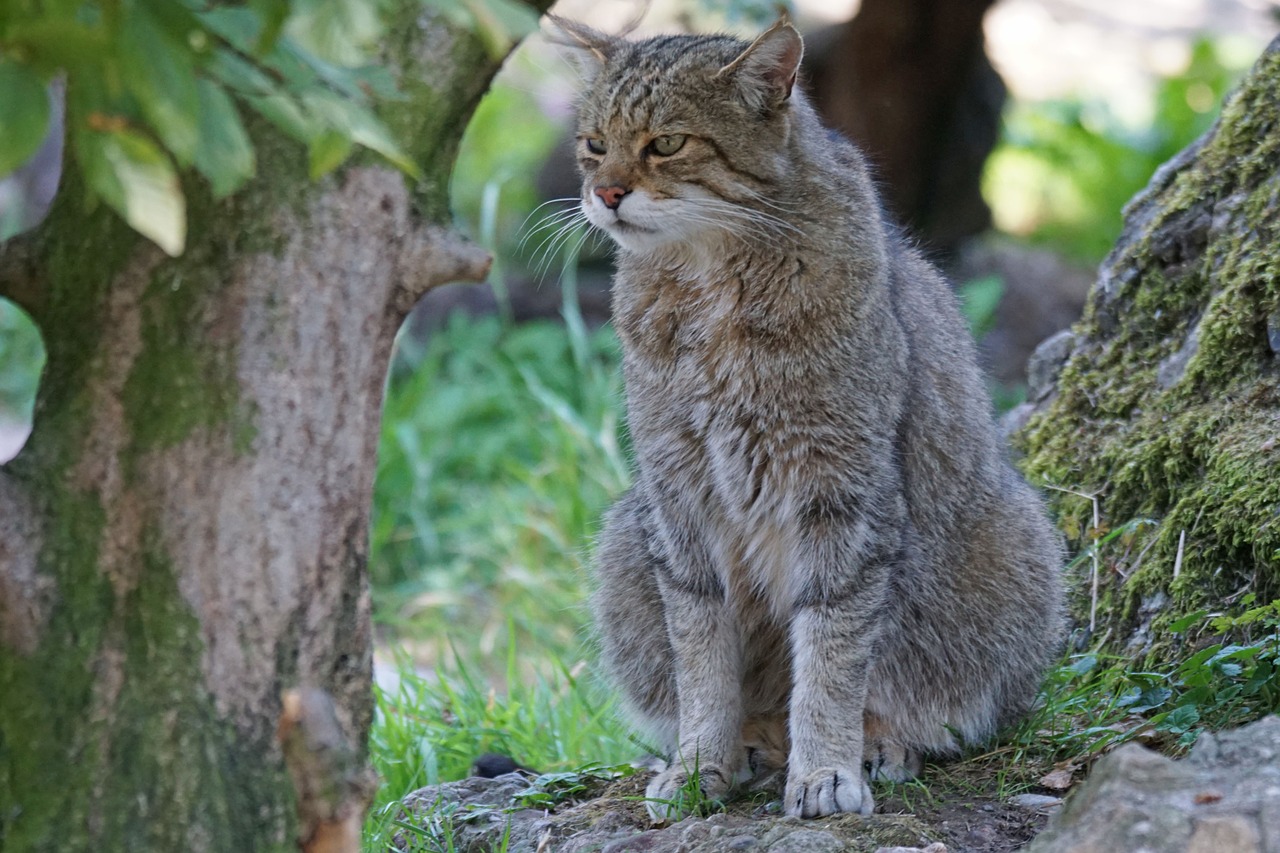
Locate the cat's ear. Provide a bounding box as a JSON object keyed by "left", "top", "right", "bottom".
{"left": 717, "top": 18, "right": 804, "bottom": 111}
{"left": 544, "top": 15, "right": 618, "bottom": 83}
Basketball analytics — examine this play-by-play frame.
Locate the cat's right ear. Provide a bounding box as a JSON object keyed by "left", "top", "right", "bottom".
{"left": 544, "top": 15, "right": 618, "bottom": 84}
{"left": 717, "top": 18, "right": 804, "bottom": 113}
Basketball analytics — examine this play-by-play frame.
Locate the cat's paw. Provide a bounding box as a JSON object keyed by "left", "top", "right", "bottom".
{"left": 866, "top": 741, "right": 923, "bottom": 783}
{"left": 644, "top": 764, "right": 731, "bottom": 823}
{"left": 784, "top": 766, "right": 874, "bottom": 818}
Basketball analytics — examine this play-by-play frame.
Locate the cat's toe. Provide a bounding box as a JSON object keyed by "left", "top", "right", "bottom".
{"left": 785, "top": 766, "right": 873, "bottom": 818}
{"left": 644, "top": 764, "right": 731, "bottom": 823}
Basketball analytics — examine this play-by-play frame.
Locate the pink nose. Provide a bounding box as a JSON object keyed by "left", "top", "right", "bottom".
{"left": 594, "top": 185, "right": 628, "bottom": 210}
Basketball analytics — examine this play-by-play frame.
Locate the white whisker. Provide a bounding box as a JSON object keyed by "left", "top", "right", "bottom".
{"left": 527, "top": 210, "right": 588, "bottom": 261}
{"left": 519, "top": 208, "right": 587, "bottom": 252}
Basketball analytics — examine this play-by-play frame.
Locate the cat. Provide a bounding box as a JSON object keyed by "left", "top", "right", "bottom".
{"left": 549, "top": 15, "right": 1066, "bottom": 820}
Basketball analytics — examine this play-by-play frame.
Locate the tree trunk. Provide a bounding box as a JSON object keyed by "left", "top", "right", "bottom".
{"left": 1012, "top": 36, "right": 1280, "bottom": 660}
{"left": 0, "top": 6, "right": 538, "bottom": 848}
{"left": 805, "top": 0, "right": 1003, "bottom": 255}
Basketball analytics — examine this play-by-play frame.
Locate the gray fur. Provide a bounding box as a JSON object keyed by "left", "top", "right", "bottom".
{"left": 552, "top": 17, "right": 1066, "bottom": 820}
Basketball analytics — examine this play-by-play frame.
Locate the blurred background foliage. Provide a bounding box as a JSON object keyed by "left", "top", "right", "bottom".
{"left": 0, "top": 0, "right": 421, "bottom": 254}
{"left": 984, "top": 37, "right": 1249, "bottom": 262}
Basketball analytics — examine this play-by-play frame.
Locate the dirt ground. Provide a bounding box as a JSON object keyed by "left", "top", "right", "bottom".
{"left": 872, "top": 760, "right": 1059, "bottom": 853}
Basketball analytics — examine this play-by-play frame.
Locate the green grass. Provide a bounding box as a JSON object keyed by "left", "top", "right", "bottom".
{"left": 371, "top": 279, "right": 628, "bottom": 674}
{"left": 362, "top": 643, "right": 635, "bottom": 852}
{"left": 364, "top": 276, "right": 636, "bottom": 847}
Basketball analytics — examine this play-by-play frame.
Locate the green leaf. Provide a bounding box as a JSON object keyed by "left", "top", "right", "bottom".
{"left": 3, "top": 21, "right": 110, "bottom": 73}
{"left": 286, "top": 0, "right": 381, "bottom": 66}
{"left": 194, "top": 80, "right": 256, "bottom": 198}
{"left": 308, "top": 129, "right": 353, "bottom": 179}
{"left": 250, "top": 0, "right": 291, "bottom": 54}
{"left": 208, "top": 49, "right": 276, "bottom": 96}
{"left": 243, "top": 91, "right": 318, "bottom": 144}
{"left": 118, "top": 7, "right": 202, "bottom": 166}
{"left": 1168, "top": 610, "right": 1208, "bottom": 633}
{"left": 300, "top": 88, "right": 420, "bottom": 179}
{"left": 78, "top": 128, "right": 186, "bottom": 256}
{"left": 199, "top": 7, "right": 264, "bottom": 53}
{"left": 1156, "top": 704, "right": 1200, "bottom": 734}
{"left": 0, "top": 59, "right": 50, "bottom": 177}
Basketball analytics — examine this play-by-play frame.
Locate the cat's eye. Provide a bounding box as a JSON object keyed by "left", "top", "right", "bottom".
{"left": 649, "top": 134, "right": 687, "bottom": 157}
{"left": 583, "top": 137, "right": 607, "bottom": 155}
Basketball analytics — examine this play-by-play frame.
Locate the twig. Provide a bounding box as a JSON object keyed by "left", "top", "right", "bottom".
{"left": 1044, "top": 483, "right": 1105, "bottom": 634}
{"left": 1173, "top": 529, "right": 1187, "bottom": 581}
{"left": 1118, "top": 534, "right": 1159, "bottom": 583}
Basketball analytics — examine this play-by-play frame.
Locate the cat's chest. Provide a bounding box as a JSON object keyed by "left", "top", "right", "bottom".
{"left": 618, "top": 275, "right": 757, "bottom": 389}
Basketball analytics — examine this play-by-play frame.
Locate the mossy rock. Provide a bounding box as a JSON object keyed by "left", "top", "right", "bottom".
{"left": 1013, "top": 35, "right": 1280, "bottom": 660}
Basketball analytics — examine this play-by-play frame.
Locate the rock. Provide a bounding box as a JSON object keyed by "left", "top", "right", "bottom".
{"left": 1008, "top": 793, "right": 1064, "bottom": 813}
{"left": 1028, "top": 715, "right": 1280, "bottom": 853}
{"left": 1024, "top": 329, "right": 1079, "bottom": 402}
{"left": 1014, "top": 34, "right": 1280, "bottom": 659}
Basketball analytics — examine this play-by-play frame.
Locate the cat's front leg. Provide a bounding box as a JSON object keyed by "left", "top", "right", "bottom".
{"left": 783, "top": 500, "right": 898, "bottom": 818}
{"left": 643, "top": 506, "right": 747, "bottom": 821}
{"left": 785, "top": 601, "right": 877, "bottom": 817}
{"left": 645, "top": 581, "right": 747, "bottom": 820}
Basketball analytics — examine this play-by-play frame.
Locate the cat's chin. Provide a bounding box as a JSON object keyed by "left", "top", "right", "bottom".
{"left": 604, "top": 223, "right": 729, "bottom": 260}
{"left": 607, "top": 229, "right": 680, "bottom": 255}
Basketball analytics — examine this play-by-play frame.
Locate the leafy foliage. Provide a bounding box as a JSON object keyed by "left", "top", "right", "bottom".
{"left": 984, "top": 39, "right": 1247, "bottom": 262}
{"left": 1009, "top": 598, "right": 1280, "bottom": 767}
{"left": 0, "top": 0, "right": 416, "bottom": 254}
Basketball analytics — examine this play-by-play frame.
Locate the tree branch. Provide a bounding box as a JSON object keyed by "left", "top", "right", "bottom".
{"left": 279, "top": 687, "right": 377, "bottom": 853}
{"left": 392, "top": 222, "right": 492, "bottom": 319}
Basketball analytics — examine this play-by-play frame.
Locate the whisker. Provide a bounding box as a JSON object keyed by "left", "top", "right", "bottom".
{"left": 518, "top": 208, "right": 586, "bottom": 252}
{"left": 527, "top": 211, "right": 588, "bottom": 261}
{"left": 684, "top": 199, "right": 805, "bottom": 239}
{"left": 533, "top": 219, "right": 595, "bottom": 281}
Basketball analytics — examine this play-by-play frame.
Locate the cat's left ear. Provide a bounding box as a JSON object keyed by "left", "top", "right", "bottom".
{"left": 717, "top": 18, "right": 804, "bottom": 111}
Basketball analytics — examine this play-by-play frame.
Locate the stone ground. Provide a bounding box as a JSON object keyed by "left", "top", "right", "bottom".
{"left": 394, "top": 757, "right": 1056, "bottom": 853}
{"left": 396, "top": 716, "right": 1280, "bottom": 851}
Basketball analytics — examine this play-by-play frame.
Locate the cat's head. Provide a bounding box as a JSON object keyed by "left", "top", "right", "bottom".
{"left": 548, "top": 17, "right": 805, "bottom": 255}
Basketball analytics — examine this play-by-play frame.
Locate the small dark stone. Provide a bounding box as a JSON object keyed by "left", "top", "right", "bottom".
{"left": 470, "top": 752, "right": 534, "bottom": 778}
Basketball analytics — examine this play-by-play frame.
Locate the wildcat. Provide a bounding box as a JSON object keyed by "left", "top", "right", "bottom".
{"left": 551, "top": 16, "right": 1066, "bottom": 820}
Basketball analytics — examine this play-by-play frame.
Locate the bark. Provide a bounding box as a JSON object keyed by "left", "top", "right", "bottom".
{"left": 805, "top": 0, "right": 1003, "bottom": 255}
{"left": 0, "top": 5, "right": 546, "bottom": 848}
{"left": 1012, "top": 36, "right": 1280, "bottom": 660}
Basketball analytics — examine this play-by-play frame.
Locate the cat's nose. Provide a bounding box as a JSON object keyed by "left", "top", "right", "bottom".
{"left": 594, "top": 185, "right": 628, "bottom": 210}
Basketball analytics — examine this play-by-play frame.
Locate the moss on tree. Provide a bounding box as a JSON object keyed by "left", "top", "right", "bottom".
{"left": 0, "top": 3, "right": 542, "bottom": 847}
{"left": 1015, "top": 38, "right": 1280, "bottom": 659}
